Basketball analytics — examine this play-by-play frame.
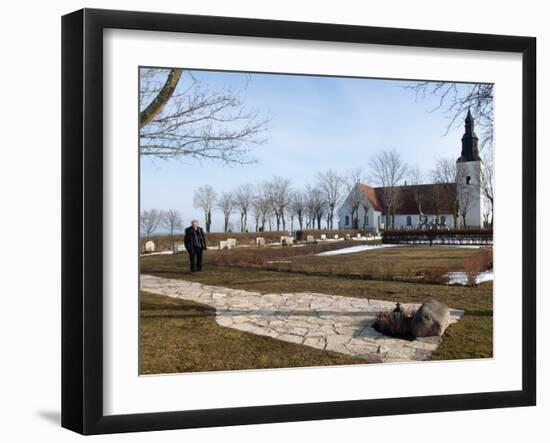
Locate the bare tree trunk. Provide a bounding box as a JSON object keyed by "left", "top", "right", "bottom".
{"left": 139, "top": 69, "right": 183, "bottom": 129}
{"left": 206, "top": 210, "right": 212, "bottom": 233}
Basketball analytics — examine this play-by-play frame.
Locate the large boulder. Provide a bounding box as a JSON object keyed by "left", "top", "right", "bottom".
{"left": 411, "top": 299, "right": 451, "bottom": 337}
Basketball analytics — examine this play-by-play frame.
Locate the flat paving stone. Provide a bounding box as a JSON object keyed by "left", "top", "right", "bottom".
{"left": 141, "top": 274, "right": 464, "bottom": 363}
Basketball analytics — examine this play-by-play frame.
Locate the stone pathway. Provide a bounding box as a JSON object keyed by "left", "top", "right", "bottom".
{"left": 141, "top": 275, "right": 464, "bottom": 363}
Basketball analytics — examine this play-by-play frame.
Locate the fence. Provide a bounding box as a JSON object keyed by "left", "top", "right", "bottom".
{"left": 382, "top": 228, "right": 493, "bottom": 245}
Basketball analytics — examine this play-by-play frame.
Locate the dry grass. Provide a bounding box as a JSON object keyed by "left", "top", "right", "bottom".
{"left": 286, "top": 246, "right": 484, "bottom": 282}
{"left": 431, "top": 314, "right": 493, "bottom": 360}
{"left": 140, "top": 291, "right": 366, "bottom": 374}
{"left": 140, "top": 245, "right": 493, "bottom": 365}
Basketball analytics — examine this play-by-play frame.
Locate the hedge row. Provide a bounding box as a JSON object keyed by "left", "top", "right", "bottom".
{"left": 382, "top": 228, "right": 493, "bottom": 245}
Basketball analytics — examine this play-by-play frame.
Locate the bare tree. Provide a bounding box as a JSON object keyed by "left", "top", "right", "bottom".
{"left": 430, "top": 184, "right": 442, "bottom": 226}
{"left": 481, "top": 154, "right": 494, "bottom": 226}
{"left": 193, "top": 185, "right": 217, "bottom": 233}
{"left": 139, "top": 68, "right": 270, "bottom": 163}
{"left": 233, "top": 184, "right": 255, "bottom": 232}
{"left": 368, "top": 150, "right": 408, "bottom": 228}
{"left": 140, "top": 69, "right": 183, "bottom": 129}
{"left": 265, "top": 176, "right": 292, "bottom": 231}
{"left": 408, "top": 165, "right": 425, "bottom": 220}
{"left": 289, "top": 191, "right": 307, "bottom": 231}
{"left": 317, "top": 170, "right": 345, "bottom": 230}
{"left": 217, "top": 192, "right": 234, "bottom": 233}
{"left": 459, "top": 183, "right": 475, "bottom": 227}
{"left": 305, "top": 184, "right": 325, "bottom": 230}
{"left": 359, "top": 191, "right": 372, "bottom": 230}
{"left": 252, "top": 184, "right": 271, "bottom": 232}
{"left": 432, "top": 158, "right": 461, "bottom": 228}
{"left": 345, "top": 168, "right": 365, "bottom": 229}
{"left": 162, "top": 209, "right": 183, "bottom": 237}
{"left": 140, "top": 209, "right": 163, "bottom": 238}
{"left": 404, "top": 81, "right": 494, "bottom": 150}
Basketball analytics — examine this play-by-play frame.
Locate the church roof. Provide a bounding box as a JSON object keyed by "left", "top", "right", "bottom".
{"left": 357, "top": 182, "right": 456, "bottom": 215}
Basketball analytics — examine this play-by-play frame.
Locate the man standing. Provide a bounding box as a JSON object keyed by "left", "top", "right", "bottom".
{"left": 184, "top": 219, "right": 207, "bottom": 272}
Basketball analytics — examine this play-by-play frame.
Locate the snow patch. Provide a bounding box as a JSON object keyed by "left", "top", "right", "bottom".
{"left": 446, "top": 270, "right": 494, "bottom": 285}
{"left": 316, "top": 244, "right": 398, "bottom": 256}
{"left": 140, "top": 250, "right": 174, "bottom": 257}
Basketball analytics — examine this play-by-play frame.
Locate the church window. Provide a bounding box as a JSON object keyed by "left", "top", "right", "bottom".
{"left": 345, "top": 215, "right": 350, "bottom": 226}
{"left": 466, "top": 175, "right": 472, "bottom": 185}
{"left": 406, "top": 215, "right": 412, "bottom": 226}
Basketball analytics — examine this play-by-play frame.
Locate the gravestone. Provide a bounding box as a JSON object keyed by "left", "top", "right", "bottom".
{"left": 334, "top": 234, "right": 339, "bottom": 239}
{"left": 256, "top": 237, "right": 266, "bottom": 247}
{"left": 306, "top": 235, "right": 315, "bottom": 243}
{"left": 227, "top": 238, "right": 237, "bottom": 248}
{"left": 219, "top": 240, "right": 229, "bottom": 250}
{"left": 145, "top": 240, "right": 155, "bottom": 253}
{"left": 344, "top": 234, "right": 351, "bottom": 241}
{"left": 172, "top": 242, "right": 186, "bottom": 255}
{"left": 283, "top": 236, "right": 294, "bottom": 245}
{"left": 356, "top": 233, "right": 362, "bottom": 239}
{"left": 320, "top": 234, "right": 327, "bottom": 241}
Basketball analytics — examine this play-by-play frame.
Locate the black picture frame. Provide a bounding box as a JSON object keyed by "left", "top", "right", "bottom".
{"left": 62, "top": 8, "right": 537, "bottom": 435}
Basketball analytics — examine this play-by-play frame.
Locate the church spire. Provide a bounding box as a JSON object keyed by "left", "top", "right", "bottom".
{"left": 458, "top": 108, "right": 481, "bottom": 162}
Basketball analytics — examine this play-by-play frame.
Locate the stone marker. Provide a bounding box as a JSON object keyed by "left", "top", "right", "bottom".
{"left": 306, "top": 235, "right": 315, "bottom": 243}
{"left": 256, "top": 237, "right": 266, "bottom": 247}
{"left": 219, "top": 240, "right": 229, "bottom": 250}
{"left": 334, "top": 234, "right": 339, "bottom": 239}
{"left": 344, "top": 234, "right": 351, "bottom": 241}
{"left": 411, "top": 299, "right": 451, "bottom": 337}
{"left": 282, "top": 236, "right": 294, "bottom": 246}
{"left": 356, "top": 233, "right": 362, "bottom": 238}
{"left": 145, "top": 240, "right": 155, "bottom": 253}
{"left": 227, "top": 238, "right": 237, "bottom": 248}
{"left": 320, "top": 234, "right": 327, "bottom": 241}
{"left": 172, "top": 241, "right": 186, "bottom": 254}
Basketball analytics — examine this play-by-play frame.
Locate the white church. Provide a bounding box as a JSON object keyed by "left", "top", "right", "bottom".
{"left": 337, "top": 110, "right": 486, "bottom": 230}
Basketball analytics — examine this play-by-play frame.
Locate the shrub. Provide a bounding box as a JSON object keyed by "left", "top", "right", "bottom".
{"left": 415, "top": 268, "right": 451, "bottom": 285}
{"left": 379, "top": 261, "right": 398, "bottom": 281}
{"left": 374, "top": 307, "right": 417, "bottom": 338}
{"left": 478, "top": 247, "right": 493, "bottom": 270}
{"left": 462, "top": 248, "right": 493, "bottom": 286}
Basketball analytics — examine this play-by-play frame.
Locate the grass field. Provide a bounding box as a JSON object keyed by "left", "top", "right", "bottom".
{"left": 140, "top": 291, "right": 366, "bottom": 374}
{"left": 140, "top": 245, "right": 493, "bottom": 371}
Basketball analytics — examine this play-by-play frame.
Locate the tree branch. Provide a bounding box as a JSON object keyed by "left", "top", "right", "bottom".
{"left": 139, "top": 69, "right": 183, "bottom": 129}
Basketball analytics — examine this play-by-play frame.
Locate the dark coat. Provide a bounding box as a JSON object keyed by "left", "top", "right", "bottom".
{"left": 184, "top": 226, "right": 207, "bottom": 253}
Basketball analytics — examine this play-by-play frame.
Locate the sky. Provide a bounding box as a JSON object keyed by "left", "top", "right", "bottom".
{"left": 140, "top": 69, "right": 482, "bottom": 233}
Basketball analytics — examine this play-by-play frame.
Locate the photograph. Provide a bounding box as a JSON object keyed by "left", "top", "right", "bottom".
{"left": 138, "top": 67, "right": 494, "bottom": 375}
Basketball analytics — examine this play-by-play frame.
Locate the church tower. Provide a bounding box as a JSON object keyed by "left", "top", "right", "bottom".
{"left": 456, "top": 110, "right": 484, "bottom": 227}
